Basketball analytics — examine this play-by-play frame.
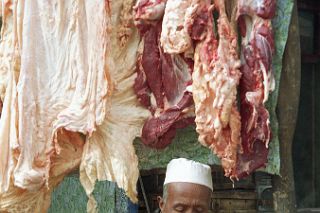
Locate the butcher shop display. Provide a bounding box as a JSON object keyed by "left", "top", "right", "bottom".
{"left": 0, "top": 0, "right": 284, "bottom": 212}
{"left": 134, "top": 0, "right": 276, "bottom": 179}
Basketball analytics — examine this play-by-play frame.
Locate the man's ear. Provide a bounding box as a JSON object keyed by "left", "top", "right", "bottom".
{"left": 157, "top": 196, "right": 165, "bottom": 211}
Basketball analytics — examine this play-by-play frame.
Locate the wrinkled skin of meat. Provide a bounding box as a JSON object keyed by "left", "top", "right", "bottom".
{"left": 0, "top": 129, "right": 85, "bottom": 213}
{"left": 0, "top": 0, "right": 151, "bottom": 211}
{"left": 80, "top": 0, "right": 151, "bottom": 208}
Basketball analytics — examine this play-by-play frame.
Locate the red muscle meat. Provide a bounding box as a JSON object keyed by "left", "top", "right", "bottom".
{"left": 133, "top": 0, "right": 195, "bottom": 149}
{"left": 141, "top": 92, "right": 194, "bottom": 149}
{"left": 141, "top": 24, "right": 164, "bottom": 108}
{"left": 234, "top": 0, "right": 276, "bottom": 178}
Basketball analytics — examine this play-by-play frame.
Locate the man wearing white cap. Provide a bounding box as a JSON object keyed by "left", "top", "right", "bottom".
{"left": 156, "top": 158, "right": 213, "bottom": 213}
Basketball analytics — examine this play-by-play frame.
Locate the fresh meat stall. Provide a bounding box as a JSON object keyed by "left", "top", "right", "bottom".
{"left": 0, "top": 0, "right": 302, "bottom": 212}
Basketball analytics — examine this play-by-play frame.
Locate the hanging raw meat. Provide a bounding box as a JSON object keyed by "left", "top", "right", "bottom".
{"left": 0, "top": 0, "right": 19, "bottom": 195}
{"left": 133, "top": 0, "right": 195, "bottom": 149}
{"left": 0, "top": 0, "right": 109, "bottom": 210}
{"left": 0, "top": 130, "right": 85, "bottom": 213}
{"left": 80, "top": 0, "right": 151, "bottom": 210}
{"left": 234, "top": 0, "right": 276, "bottom": 178}
{"left": 192, "top": 0, "right": 242, "bottom": 176}
{"left": 0, "top": 0, "right": 151, "bottom": 212}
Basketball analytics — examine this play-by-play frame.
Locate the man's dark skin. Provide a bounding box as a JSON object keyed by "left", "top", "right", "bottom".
{"left": 157, "top": 182, "right": 212, "bottom": 213}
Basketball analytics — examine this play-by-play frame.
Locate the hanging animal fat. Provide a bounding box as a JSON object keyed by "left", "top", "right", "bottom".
{"left": 0, "top": 0, "right": 150, "bottom": 212}
{"left": 192, "top": 0, "right": 242, "bottom": 177}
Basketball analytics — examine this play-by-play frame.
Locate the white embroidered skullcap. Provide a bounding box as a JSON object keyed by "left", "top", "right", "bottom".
{"left": 164, "top": 158, "right": 213, "bottom": 191}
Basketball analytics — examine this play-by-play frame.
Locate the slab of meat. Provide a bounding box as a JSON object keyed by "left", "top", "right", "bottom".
{"left": 0, "top": 129, "right": 85, "bottom": 213}
{"left": 80, "top": 0, "right": 150, "bottom": 209}
{"left": 234, "top": 0, "right": 276, "bottom": 178}
{"left": 11, "top": 0, "right": 108, "bottom": 192}
{"left": 133, "top": 0, "right": 195, "bottom": 149}
{"left": 0, "top": 0, "right": 111, "bottom": 211}
{"left": 0, "top": 0, "right": 150, "bottom": 211}
{"left": 0, "top": 0, "right": 19, "bottom": 194}
{"left": 192, "top": 0, "right": 242, "bottom": 176}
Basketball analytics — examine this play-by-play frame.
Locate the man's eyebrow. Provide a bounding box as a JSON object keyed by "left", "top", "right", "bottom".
{"left": 172, "top": 201, "right": 189, "bottom": 206}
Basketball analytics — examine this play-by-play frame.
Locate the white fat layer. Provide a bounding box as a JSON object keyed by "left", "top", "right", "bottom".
{"left": 260, "top": 60, "right": 269, "bottom": 103}
{"left": 160, "top": 0, "right": 193, "bottom": 54}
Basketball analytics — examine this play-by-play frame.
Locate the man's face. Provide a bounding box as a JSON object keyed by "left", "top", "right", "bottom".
{"left": 158, "top": 182, "right": 211, "bottom": 213}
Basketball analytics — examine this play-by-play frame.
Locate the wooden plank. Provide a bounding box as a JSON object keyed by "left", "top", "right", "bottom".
{"left": 273, "top": 1, "right": 300, "bottom": 212}
{"left": 212, "top": 191, "right": 257, "bottom": 200}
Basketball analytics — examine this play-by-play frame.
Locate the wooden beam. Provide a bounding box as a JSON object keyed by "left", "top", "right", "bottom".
{"left": 273, "top": 1, "right": 301, "bottom": 212}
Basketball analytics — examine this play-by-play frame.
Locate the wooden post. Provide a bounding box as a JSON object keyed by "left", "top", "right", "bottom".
{"left": 272, "top": 1, "right": 301, "bottom": 212}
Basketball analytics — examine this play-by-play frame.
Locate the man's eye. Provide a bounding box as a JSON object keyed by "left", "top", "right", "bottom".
{"left": 195, "top": 207, "right": 205, "bottom": 213}
{"left": 174, "top": 205, "right": 185, "bottom": 212}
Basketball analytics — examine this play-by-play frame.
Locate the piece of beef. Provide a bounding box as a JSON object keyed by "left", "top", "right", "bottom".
{"left": 0, "top": 0, "right": 110, "bottom": 211}
{"left": 141, "top": 92, "right": 194, "bottom": 149}
{"left": 192, "top": 0, "right": 242, "bottom": 176}
{"left": 234, "top": 0, "right": 276, "bottom": 178}
{"left": 141, "top": 24, "right": 164, "bottom": 108}
{"left": 135, "top": 39, "right": 194, "bottom": 148}
{"left": 133, "top": 0, "right": 196, "bottom": 149}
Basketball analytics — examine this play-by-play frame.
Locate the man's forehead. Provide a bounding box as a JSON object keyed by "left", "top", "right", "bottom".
{"left": 166, "top": 182, "right": 212, "bottom": 194}
{"left": 165, "top": 182, "right": 212, "bottom": 206}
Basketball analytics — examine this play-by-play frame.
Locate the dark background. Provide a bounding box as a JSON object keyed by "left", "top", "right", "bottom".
{"left": 293, "top": 0, "right": 320, "bottom": 208}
